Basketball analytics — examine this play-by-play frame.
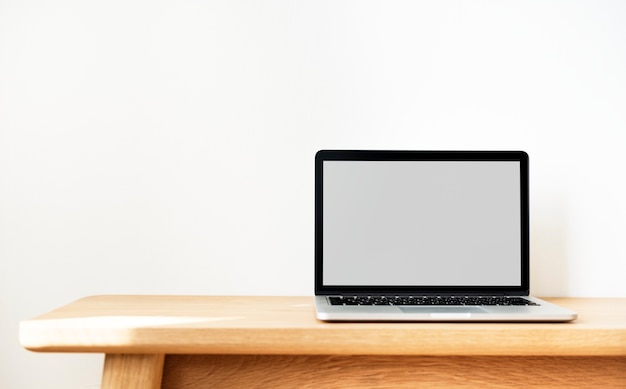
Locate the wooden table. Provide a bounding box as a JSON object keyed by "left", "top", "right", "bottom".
{"left": 20, "top": 296, "right": 626, "bottom": 388}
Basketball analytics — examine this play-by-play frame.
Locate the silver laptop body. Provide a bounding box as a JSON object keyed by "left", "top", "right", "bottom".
{"left": 314, "top": 150, "right": 576, "bottom": 322}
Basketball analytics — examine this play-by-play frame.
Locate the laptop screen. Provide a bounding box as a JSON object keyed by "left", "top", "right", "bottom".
{"left": 315, "top": 151, "right": 529, "bottom": 295}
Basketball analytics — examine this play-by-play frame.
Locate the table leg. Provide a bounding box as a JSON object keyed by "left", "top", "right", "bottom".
{"left": 102, "top": 353, "right": 165, "bottom": 389}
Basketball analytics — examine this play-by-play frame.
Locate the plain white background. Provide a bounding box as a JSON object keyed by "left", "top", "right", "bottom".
{"left": 1, "top": 0, "right": 625, "bottom": 387}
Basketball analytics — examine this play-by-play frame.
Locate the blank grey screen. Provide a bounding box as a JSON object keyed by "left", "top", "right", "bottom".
{"left": 323, "top": 161, "right": 521, "bottom": 286}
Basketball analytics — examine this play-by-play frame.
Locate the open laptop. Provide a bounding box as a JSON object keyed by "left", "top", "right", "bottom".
{"left": 314, "top": 150, "right": 577, "bottom": 322}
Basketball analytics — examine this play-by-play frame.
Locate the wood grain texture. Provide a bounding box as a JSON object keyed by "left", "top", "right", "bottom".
{"left": 19, "top": 296, "right": 626, "bottom": 356}
{"left": 101, "top": 354, "right": 164, "bottom": 389}
{"left": 161, "top": 354, "right": 626, "bottom": 389}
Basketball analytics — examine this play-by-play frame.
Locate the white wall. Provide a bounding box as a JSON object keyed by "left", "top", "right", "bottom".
{"left": 1, "top": 0, "right": 625, "bottom": 387}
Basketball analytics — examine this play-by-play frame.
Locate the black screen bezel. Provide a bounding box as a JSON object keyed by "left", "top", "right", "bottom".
{"left": 314, "top": 150, "right": 530, "bottom": 296}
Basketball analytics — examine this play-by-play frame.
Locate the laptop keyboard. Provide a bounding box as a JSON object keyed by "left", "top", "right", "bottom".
{"left": 328, "top": 296, "right": 538, "bottom": 306}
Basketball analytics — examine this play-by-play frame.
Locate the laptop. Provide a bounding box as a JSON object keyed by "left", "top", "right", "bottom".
{"left": 314, "top": 150, "right": 577, "bottom": 322}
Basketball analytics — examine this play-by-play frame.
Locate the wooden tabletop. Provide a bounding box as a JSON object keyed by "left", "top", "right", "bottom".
{"left": 20, "top": 295, "right": 626, "bottom": 356}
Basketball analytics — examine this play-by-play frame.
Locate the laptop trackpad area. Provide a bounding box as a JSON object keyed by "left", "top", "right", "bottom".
{"left": 399, "top": 306, "right": 488, "bottom": 317}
